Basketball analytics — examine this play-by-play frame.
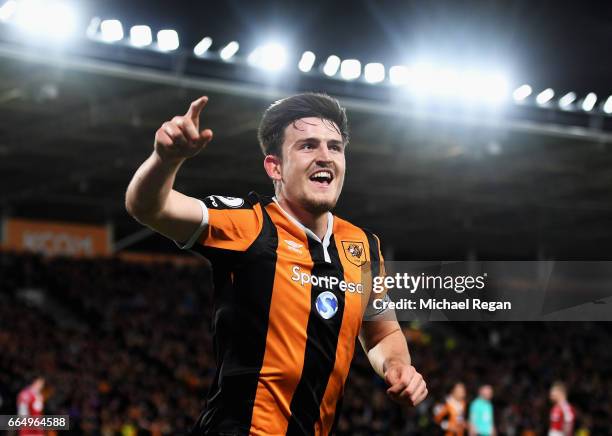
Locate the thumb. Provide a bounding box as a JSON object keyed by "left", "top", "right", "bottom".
{"left": 384, "top": 366, "right": 401, "bottom": 386}
{"left": 199, "top": 128, "right": 213, "bottom": 144}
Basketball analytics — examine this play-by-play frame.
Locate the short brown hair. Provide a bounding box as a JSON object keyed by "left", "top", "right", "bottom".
{"left": 257, "top": 92, "right": 349, "bottom": 157}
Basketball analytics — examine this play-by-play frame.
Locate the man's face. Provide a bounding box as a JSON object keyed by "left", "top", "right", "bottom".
{"left": 276, "top": 117, "right": 346, "bottom": 214}
{"left": 452, "top": 383, "right": 466, "bottom": 401}
{"left": 480, "top": 385, "right": 493, "bottom": 400}
{"left": 33, "top": 378, "right": 45, "bottom": 392}
{"left": 549, "top": 386, "right": 561, "bottom": 402}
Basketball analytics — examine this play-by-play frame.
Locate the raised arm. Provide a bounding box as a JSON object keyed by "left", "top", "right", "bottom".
{"left": 125, "top": 96, "right": 213, "bottom": 243}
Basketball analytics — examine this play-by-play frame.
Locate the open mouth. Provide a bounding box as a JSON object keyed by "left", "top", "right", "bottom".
{"left": 309, "top": 170, "right": 334, "bottom": 186}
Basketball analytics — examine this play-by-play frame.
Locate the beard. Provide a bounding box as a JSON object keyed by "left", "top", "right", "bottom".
{"left": 300, "top": 192, "right": 339, "bottom": 215}
{"left": 301, "top": 176, "right": 344, "bottom": 215}
{"left": 276, "top": 174, "right": 344, "bottom": 216}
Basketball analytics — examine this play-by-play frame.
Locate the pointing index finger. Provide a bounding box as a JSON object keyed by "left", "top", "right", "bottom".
{"left": 186, "top": 96, "right": 209, "bottom": 123}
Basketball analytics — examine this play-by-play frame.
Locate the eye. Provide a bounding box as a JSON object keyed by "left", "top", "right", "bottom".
{"left": 329, "top": 143, "right": 343, "bottom": 152}
{"left": 302, "top": 142, "right": 315, "bottom": 150}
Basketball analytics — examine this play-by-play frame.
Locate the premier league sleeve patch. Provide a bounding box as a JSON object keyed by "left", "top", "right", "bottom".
{"left": 204, "top": 195, "right": 246, "bottom": 209}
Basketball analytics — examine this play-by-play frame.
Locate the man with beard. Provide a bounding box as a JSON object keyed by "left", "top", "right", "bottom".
{"left": 126, "top": 93, "right": 427, "bottom": 435}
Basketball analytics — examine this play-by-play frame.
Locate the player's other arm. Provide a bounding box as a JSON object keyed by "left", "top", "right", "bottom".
{"left": 468, "top": 402, "right": 477, "bottom": 436}
{"left": 433, "top": 402, "right": 450, "bottom": 424}
{"left": 359, "top": 318, "right": 427, "bottom": 406}
{"left": 125, "top": 96, "right": 213, "bottom": 242}
{"left": 17, "top": 394, "right": 29, "bottom": 416}
{"left": 562, "top": 406, "right": 574, "bottom": 436}
{"left": 359, "top": 233, "right": 427, "bottom": 406}
{"left": 468, "top": 402, "right": 476, "bottom": 436}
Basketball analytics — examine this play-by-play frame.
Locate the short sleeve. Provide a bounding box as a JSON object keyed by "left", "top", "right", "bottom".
{"left": 176, "top": 194, "right": 263, "bottom": 252}
{"left": 175, "top": 199, "right": 208, "bottom": 250}
{"left": 363, "top": 232, "right": 394, "bottom": 319}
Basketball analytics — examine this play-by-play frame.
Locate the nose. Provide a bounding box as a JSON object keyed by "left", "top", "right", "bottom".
{"left": 315, "top": 145, "right": 332, "bottom": 164}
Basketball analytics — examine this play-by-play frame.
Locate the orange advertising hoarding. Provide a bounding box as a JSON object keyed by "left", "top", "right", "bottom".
{"left": 2, "top": 218, "right": 111, "bottom": 257}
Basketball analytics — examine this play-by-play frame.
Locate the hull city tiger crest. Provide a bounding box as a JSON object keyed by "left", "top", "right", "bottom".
{"left": 341, "top": 241, "right": 367, "bottom": 267}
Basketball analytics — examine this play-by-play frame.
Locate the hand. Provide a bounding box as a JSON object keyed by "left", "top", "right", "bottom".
{"left": 154, "top": 96, "right": 214, "bottom": 163}
{"left": 384, "top": 364, "right": 427, "bottom": 406}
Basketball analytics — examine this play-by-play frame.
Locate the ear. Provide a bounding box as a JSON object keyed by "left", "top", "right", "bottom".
{"left": 263, "top": 154, "right": 282, "bottom": 182}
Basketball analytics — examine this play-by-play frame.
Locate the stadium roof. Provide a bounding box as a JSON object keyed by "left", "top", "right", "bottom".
{"left": 90, "top": 0, "right": 612, "bottom": 94}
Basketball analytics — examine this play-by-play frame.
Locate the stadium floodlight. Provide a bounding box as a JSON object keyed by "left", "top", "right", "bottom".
{"left": 407, "top": 62, "right": 434, "bottom": 94}
{"left": 364, "top": 63, "right": 385, "bottom": 84}
{"left": 323, "top": 55, "right": 340, "bottom": 77}
{"left": 436, "top": 68, "right": 463, "bottom": 98}
{"left": 298, "top": 51, "right": 316, "bottom": 72}
{"left": 582, "top": 92, "right": 597, "bottom": 111}
{"left": 512, "top": 84, "right": 532, "bottom": 101}
{"left": 389, "top": 65, "right": 410, "bottom": 86}
{"left": 100, "top": 19, "right": 123, "bottom": 42}
{"left": 12, "top": 0, "right": 78, "bottom": 40}
{"left": 247, "top": 42, "right": 288, "bottom": 71}
{"left": 536, "top": 88, "right": 555, "bottom": 105}
{"left": 85, "top": 17, "right": 100, "bottom": 38}
{"left": 157, "top": 29, "right": 179, "bottom": 51}
{"left": 340, "top": 59, "right": 361, "bottom": 80}
{"left": 193, "top": 36, "right": 212, "bottom": 56}
{"left": 129, "top": 25, "right": 152, "bottom": 47}
{"left": 604, "top": 96, "right": 612, "bottom": 114}
{"left": 401, "top": 64, "right": 509, "bottom": 104}
{"left": 450, "top": 70, "right": 509, "bottom": 103}
{"left": 0, "top": 0, "right": 17, "bottom": 22}
{"left": 558, "top": 92, "right": 576, "bottom": 109}
{"left": 479, "top": 72, "right": 510, "bottom": 104}
{"left": 220, "top": 41, "right": 239, "bottom": 60}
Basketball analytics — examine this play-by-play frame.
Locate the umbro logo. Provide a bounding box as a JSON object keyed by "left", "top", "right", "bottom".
{"left": 284, "top": 239, "right": 303, "bottom": 253}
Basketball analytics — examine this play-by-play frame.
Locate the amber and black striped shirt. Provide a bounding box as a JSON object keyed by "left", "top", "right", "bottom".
{"left": 178, "top": 192, "right": 384, "bottom": 436}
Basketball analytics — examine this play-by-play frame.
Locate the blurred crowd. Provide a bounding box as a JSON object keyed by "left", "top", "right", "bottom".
{"left": 0, "top": 251, "right": 610, "bottom": 435}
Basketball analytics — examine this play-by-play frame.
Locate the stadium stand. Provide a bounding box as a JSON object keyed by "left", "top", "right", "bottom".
{"left": 1, "top": 251, "right": 609, "bottom": 435}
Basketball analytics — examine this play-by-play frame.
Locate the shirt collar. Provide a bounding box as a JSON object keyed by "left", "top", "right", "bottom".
{"left": 271, "top": 196, "right": 334, "bottom": 245}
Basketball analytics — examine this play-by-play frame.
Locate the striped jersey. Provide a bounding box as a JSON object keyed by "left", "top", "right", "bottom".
{"left": 178, "top": 192, "right": 385, "bottom": 436}
{"left": 434, "top": 397, "right": 467, "bottom": 436}
{"left": 549, "top": 401, "right": 575, "bottom": 436}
